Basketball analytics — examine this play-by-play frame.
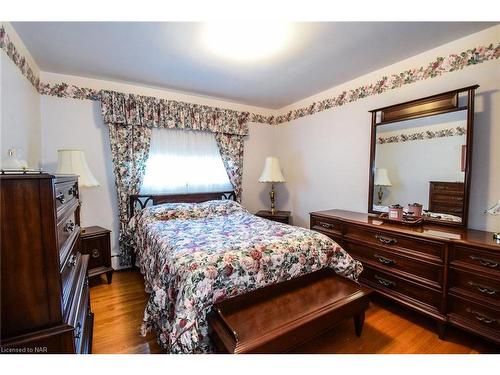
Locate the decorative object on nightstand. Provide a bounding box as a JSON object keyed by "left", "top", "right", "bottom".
{"left": 374, "top": 168, "right": 392, "bottom": 205}
{"left": 258, "top": 156, "right": 285, "bottom": 215}
{"left": 57, "top": 149, "right": 100, "bottom": 233}
{"left": 81, "top": 226, "right": 114, "bottom": 284}
{"left": 1, "top": 148, "right": 28, "bottom": 170}
{"left": 256, "top": 210, "right": 291, "bottom": 225}
{"left": 486, "top": 200, "right": 500, "bottom": 242}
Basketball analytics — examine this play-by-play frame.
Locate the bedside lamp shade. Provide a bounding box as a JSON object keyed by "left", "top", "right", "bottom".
{"left": 374, "top": 168, "right": 392, "bottom": 187}
{"left": 56, "top": 149, "right": 100, "bottom": 187}
{"left": 259, "top": 157, "right": 285, "bottom": 183}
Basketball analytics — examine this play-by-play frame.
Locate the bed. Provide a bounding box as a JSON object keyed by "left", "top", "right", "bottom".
{"left": 129, "top": 192, "right": 363, "bottom": 353}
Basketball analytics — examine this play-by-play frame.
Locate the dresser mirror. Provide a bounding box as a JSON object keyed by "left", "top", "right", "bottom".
{"left": 368, "top": 85, "right": 478, "bottom": 227}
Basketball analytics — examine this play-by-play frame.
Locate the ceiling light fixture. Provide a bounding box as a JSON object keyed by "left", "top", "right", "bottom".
{"left": 203, "top": 22, "right": 292, "bottom": 61}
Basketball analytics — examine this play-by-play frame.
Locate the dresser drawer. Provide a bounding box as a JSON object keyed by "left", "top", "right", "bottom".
{"left": 346, "top": 240, "right": 443, "bottom": 287}
{"left": 80, "top": 310, "right": 94, "bottom": 354}
{"left": 450, "top": 246, "right": 500, "bottom": 275}
{"left": 449, "top": 269, "right": 500, "bottom": 305}
{"left": 344, "top": 224, "right": 444, "bottom": 261}
{"left": 61, "top": 245, "right": 81, "bottom": 312}
{"left": 82, "top": 232, "right": 111, "bottom": 270}
{"left": 55, "top": 180, "right": 79, "bottom": 216}
{"left": 360, "top": 266, "right": 441, "bottom": 310}
{"left": 448, "top": 295, "right": 500, "bottom": 342}
{"left": 57, "top": 204, "right": 79, "bottom": 253}
{"left": 63, "top": 254, "right": 92, "bottom": 353}
{"left": 310, "top": 215, "right": 343, "bottom": 237}
{"left": 431, "top": 183, "right": 463, "bottom": 192}
{"left": 57, "top": 202, "right": 80, "bottom": 272}
{"left": 430, "top": 192, "right": 464, "bottom": 202}
{"left": 430, "top": 204, "right": 463, "bottom": 215}
{"left": 74, "top": 280, "right": 90, "bottom": 354}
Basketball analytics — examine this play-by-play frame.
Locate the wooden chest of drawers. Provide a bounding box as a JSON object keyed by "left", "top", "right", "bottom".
{"left": 0, "top": 173, "right": 93, "bottom": 353}
{"left": 310, "top": 209, "right": 500, "bottom": 344}
{"left": 429, "top": 181, "right": 465, "bottom": 217}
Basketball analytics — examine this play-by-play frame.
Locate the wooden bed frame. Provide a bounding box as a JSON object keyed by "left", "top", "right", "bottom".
{"left": 129, "top": 191, "right": 236, "bottom": 218}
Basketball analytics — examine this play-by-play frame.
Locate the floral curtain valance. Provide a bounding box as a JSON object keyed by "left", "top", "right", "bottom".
{"left": 100, "top": 90, "right": 250, "bottom": 136}
{"left": 101, "top": 89, "right": 249, "bottom": 267}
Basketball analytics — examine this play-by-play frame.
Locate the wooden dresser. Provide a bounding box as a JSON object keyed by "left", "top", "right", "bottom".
{"left": 310, "top": 209, "right": 500, "bottom": 344}
{"left": 429, "top": 181, "right": 465, "bottom": 217}
{"left": 0, "top": 173, "right": 93, "bottom": 353}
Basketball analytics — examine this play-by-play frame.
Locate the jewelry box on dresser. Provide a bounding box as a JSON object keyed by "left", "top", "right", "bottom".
{"left": 311, "top": 86, "right": 500, "bottom": 345}
{"left": 0, "top": 173, "right": 93, "bottom": 353}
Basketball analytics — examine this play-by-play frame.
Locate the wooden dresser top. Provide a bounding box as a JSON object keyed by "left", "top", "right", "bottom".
{"left": 310, "top": 209, "right": 500, "bottom": 252}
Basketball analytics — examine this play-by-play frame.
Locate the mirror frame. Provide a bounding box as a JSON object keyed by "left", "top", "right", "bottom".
{"left": 367, "top": 85, "right": 479, "bottom": 227}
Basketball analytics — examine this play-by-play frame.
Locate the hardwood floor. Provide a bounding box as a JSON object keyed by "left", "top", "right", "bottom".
{"left": 89, "top": 270, "right": 499, "bottom": 354}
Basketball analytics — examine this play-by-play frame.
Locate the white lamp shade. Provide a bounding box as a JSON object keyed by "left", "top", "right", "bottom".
{"left": 56, "top": 149, "right": 100, "bottom": 187}
{"left": 374, "top": 168, "right": 392, "bottom": 187}
{"left": 258, "top": 156, "right": 285, "bottom": 183}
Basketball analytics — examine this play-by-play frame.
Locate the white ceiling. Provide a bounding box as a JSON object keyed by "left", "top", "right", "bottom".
{"left": 12, "top": 22, "right": 496, "bottom": 109}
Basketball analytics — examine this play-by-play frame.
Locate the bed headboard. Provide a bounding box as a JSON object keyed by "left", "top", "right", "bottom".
{"left": 129, "top": 191, "right": 236, "bottom": 218}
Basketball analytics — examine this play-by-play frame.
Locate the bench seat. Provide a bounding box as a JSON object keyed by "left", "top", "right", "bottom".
{"left": 208, "top": 268, "right": 372, "bottom": 353}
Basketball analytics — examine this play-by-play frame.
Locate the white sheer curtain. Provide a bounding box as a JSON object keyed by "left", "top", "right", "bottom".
{"left": 140, "top": 128, "right": 233, "bottom": 194}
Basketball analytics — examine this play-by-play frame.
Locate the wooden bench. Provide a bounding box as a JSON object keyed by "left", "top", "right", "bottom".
{"left": 208, "top": 268, "right": 372, "bottom": 353}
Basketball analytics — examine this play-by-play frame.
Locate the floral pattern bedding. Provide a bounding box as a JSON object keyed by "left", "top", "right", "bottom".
{"left": 130, "top": 200, "right": 363, "bottom": 353}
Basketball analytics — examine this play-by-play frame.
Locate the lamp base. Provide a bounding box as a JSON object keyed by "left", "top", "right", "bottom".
{"left": 269, "top": 183, "right": 276, "bottom": 215}
{"left": 377, "top": 186, "right": 383, "bottom": 205}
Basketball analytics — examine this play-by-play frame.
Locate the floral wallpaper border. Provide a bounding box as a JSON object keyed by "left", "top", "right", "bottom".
{"left": 377, "top": 126, "right": 467, "bottom": 144}
{"left": 0, "top": 25, "right": 41, "bottom": 90}
{"left": 1, "top": 25, "right": 499, "bottom": 126}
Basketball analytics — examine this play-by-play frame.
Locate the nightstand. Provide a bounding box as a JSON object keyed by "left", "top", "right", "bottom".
{"left": 81, "top": 226, "right": 114, "bottom": 284}
{"left": 255, "top": 210, "right": 291, "bottom": 224}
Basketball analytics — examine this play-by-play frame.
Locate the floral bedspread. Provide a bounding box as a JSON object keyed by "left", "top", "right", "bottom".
{"left": 130, "top": 200, "right": 362, "bottom": 353}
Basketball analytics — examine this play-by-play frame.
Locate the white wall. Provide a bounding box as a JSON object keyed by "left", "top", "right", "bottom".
{"left": 0, "top": 23, "right": 41, "bottom": 168}
{"left": 274, "top": 26, "right": 500, "bottom": 231}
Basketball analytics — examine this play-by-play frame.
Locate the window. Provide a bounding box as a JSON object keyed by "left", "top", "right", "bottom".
{"left": 140, "top": 128, "right": 232, "bottom": 194}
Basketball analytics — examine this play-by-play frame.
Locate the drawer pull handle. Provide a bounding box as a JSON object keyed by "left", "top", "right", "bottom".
{"left": 68, "top": 185, "right": 78, "bottom": 197}
{"left": 466, "top": 308, "right": 497, "bottom": 325}
{"left": 467, "top": 281, "right": 497, "bottom": 296}
{"left": 92, "top": 249, "right": 100, "bottom": 258}
{"left": 375, "top": 234, "right": 397, "bottom": 245}
{"left": 56, "top": 192, "right": 65, "bottom": 204}
{"left": 74, "top": 322, "right": 82, "bottom": 339}
{"left": 321, "top": 223, "right": 334, "bottom": 229}
{"left": 68, "top": 254, "right": 77, "bottom": 268}
{"left": 375, "top": 274, "right": 396, "bottom": 288}
{"left": 374, "top": 254, "right": 396, "bottom": 266}
{"left": 64, "top": 221, "right": 75, "bottom": 233}
{"left": 469, "top": 255, "right": 498, "bottom": 268}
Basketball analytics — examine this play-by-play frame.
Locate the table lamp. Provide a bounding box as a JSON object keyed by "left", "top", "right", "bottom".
{"left": 57, "top": 149, "right": 100, "bottom": 230}
{"left": 258, "top": 156, "right": 285, "bottom": 215}
{"left": 486, "top": 200, "right": 500, "bottom": 242}
{"left": 374, "top": 168, "right": 392, "bottom": 205}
